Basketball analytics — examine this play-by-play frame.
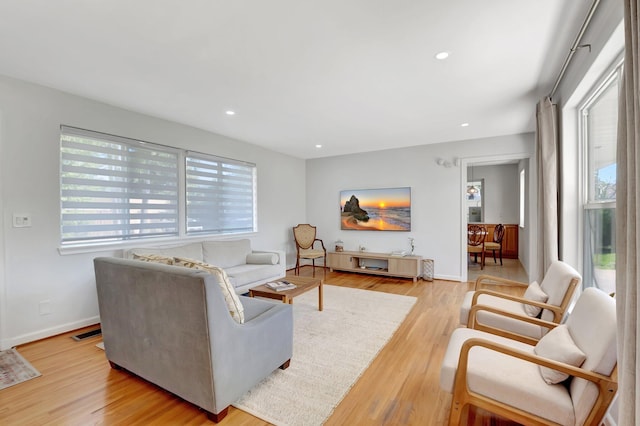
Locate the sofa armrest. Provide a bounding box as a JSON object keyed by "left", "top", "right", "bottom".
{"left": 204, "top": 282, "right": 293, "bottom": 410}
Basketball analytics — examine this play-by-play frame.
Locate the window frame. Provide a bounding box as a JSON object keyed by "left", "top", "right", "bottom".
{"left": 577, "top": 59, "right": 623, "bottom": 291}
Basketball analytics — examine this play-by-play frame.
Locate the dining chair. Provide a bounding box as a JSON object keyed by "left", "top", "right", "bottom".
{"left": 467, "top": 225, "right": 486, "bottom": 270}
{"left": 484, "top": 224, "right": 505, "bottom": 265}
{"left": 441, "top": 287, "right": 617, "bottom": 426}
{"left": 292, "top": 224, "right": 326, "bottom": 276}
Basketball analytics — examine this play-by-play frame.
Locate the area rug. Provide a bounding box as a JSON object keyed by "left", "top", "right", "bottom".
{"left": 233, "top": 284, "right": 417, "bottom": 426}
{"left": 0, "top": 348, "right": 41, "bottom": 390}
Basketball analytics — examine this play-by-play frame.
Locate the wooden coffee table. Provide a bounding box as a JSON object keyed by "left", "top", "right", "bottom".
{"left": 249, "top": 275, "right": 323, "bottom": 311}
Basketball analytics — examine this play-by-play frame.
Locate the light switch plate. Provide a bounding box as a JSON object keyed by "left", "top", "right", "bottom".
{"left": 13, "top": 213, "right": 32, "bottom": 228}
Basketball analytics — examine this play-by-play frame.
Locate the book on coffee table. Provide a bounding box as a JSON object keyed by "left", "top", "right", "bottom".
{"left": 266, "top": 280, "right": 297, "bottom": 291}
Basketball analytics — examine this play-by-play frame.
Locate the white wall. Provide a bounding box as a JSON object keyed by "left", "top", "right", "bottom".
{"left": 467, "top": 164, "right": 520, "bottom": 224}
{"left": 0, "top": 75, "right": 306, "bottom": 349}
{"left": 306, "top": 134, "right": 535, "bottom": 282}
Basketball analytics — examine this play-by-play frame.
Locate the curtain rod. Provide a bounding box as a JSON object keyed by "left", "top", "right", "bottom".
{"left": 548, "top": 0, "right": 602, "bottom": 100}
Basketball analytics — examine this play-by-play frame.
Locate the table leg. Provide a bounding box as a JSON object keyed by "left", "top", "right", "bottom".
{"left": 318, "top": 281, "right": 323, "bottom": 311}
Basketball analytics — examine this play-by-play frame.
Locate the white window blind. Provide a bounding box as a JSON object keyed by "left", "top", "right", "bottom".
{"left": 60, "top": 126, "right": 179, "bottom": 245}
{"left": 186, "top": 152, "right": 256, "bottom": 235}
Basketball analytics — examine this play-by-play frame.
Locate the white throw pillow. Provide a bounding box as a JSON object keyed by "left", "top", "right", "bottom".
{"left": 534, "top": 324, "right": 586, "bottom": 384}
{"left": 522, "top": 281, "right": 549, "bottom": 317}
{"left": 173, "top": 257, "right": 245, "bottom": 324}
{"left": 246, "top": 252, "right": 279, "bottom": 265}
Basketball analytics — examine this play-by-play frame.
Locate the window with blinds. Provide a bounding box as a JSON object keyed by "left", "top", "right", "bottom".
{"left": 185, "top": 152, "right": 256, "bottom": 235}
{"left": 60, "top": 126, "right": 258, "bottom": 247}
{"left": 60, "top": 126, "right": 180, "bottom": 245}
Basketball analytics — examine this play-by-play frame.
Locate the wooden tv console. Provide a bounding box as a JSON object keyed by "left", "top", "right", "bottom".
{"left": 327, "top": 251, "right": 422, "bottom": 282}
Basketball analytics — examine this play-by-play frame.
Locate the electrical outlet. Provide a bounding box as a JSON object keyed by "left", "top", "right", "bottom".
{"left": 13, "top": 213, "right": 32, "bottom": 228}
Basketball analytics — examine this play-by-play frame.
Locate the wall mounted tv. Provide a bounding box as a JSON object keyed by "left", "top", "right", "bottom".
{"left": 340, "top": 187, "right": 411, "bottom": 231}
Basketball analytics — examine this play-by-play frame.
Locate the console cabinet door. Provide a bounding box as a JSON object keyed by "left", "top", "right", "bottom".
{"left": 327, "top": 252, "right": 354, "bottom": 270}
{"left": 388, "top": 257, "right": 420, "bottom": 277}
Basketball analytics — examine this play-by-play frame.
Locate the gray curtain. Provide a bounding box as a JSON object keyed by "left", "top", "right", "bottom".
{"left": 616, "top": 0, "right": 639, "bottom": 424}
{"left": 536, "top": 97, "right": 560, "bottom": 281}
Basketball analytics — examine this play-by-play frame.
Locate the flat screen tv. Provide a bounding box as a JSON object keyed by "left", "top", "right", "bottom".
{"left": 340, "top": 187, "right": 411, "bottom": 231}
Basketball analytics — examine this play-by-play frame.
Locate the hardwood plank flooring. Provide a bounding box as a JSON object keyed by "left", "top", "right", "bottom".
{"left": 1, "top": 266, "right": 524, "bottom": 425}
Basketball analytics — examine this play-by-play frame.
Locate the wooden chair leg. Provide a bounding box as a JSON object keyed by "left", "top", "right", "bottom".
{"left": 448, "top": 399, "right": 464, "bottom": 426}
{"left": 499, "top": 248, "right": 503, "bottom": 265}
{"left": 492, "top": 250, "right": 497, "bottom": 263}
{"left": 295, "top": 257, "right": 300, "bottom": 275}
{"left": 312, "top": 259, "right": 316, "bottom": 277}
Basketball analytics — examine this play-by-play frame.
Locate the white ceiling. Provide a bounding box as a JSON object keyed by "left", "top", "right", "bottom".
{"left": 0, "top": 1, "right": 592, "bottom": 159}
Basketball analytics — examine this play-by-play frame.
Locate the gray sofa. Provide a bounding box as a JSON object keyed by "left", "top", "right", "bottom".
{"left": 125, "top": 238, "right": 285, "bottom": 294}
{"left": 94, "top": 257, "right": 293, "bottom": 422}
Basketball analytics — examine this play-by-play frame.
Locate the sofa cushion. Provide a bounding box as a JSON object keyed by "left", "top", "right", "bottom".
{"left": 132, "top": 253, "right": 175, "bottom": 265}
{"left": 202, "top": 239, "right": 252, "bottom": 268}
{"left": 534, "top": 324, "right": 586, "bottom": 384}
{"left": 225, "top": 264, "right": 283, "bottom": 288}
{"left": 246, "top": 252, "right": 279, "bottom": 265}
{"left": 522, "top": 281, "right": 548, "bottom": 317}
{"left": 174, "top": 257, "right": 245, "bottom": 324}
{"left": 127, "top": 242, "right": 203, "bottom": 262}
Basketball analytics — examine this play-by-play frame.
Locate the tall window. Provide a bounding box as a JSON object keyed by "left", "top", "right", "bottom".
{"left": 579, "top": 61, "right": 622, "bottom": 293}
{"left": 60, "top": 126, "right": 257, "bottom": 246}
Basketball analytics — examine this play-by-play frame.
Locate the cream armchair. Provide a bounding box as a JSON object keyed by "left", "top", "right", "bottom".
{"left": 441, "top": 287, "right": 617, "bottom": 425}
{"left": 460, "top": 260, "right": 581, "bottom": 344}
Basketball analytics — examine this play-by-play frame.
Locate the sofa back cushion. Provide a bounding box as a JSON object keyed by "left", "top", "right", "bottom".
{"left": 203, "top": 239, "right": 252, "bottom": 268}
{"left": 126, "top": 242, "right": 203, "bottom": 262}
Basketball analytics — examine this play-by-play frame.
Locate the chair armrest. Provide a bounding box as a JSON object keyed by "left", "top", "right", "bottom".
{"left": 467, "top": 304, "right": 559, "bottom": 345}
{"left": 312, "top": 238, "right": 327, "bottom": 252}
{"left": 474, "top": 274, "right": 529, "bottom": 290}
{"left": 471, "top": 289, "right": 564, "bottom": 318}
{"left": 454, "top": 338, "right": 618, "bottom": 425}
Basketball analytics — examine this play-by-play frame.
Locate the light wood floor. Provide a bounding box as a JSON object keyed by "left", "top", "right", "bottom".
{"left": 1, "top": 267, "right": 526, "bottom": 425}
{"left": 467, "top": 257, "right": 528, "bottom": 283}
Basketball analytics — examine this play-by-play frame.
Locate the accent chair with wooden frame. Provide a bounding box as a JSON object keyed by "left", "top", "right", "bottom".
{"left": 460, "top": 260, "right": 581, "bottom": 345}
{"left": 441, "top": 287, "right": 618, "bottom": 426}
{"left": 293, "top": 224, "right": 326, "bottom": 276}
{"left": 467, "top": 224, "right": 486, "bottom": 270}
{"left": 484, "top": 223, "right": 505, "bottom": 265}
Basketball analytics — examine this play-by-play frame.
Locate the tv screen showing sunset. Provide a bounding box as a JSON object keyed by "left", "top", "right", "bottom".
{"left": 340, "top": 187, "right": 411, "bottom": 231}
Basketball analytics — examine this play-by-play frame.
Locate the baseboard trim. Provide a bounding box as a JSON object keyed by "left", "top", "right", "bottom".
{"left": 1, "top": 316, "right": 100, "bottom": 350}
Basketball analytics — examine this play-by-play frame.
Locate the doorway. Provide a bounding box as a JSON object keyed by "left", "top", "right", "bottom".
{"left": 460, "top": 154, "right": 535, "bottom": 283}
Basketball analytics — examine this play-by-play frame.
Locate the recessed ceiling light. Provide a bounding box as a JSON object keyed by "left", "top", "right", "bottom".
{"left": 435, "top": 51, "right": 449, "bottom": 60}
{"left": 225, "top": 110, "right": 236, "bottom": 116}
{"left": 461, "top": 122, "right": 470, "bottom": 127}
{"left": 315, "top": 144, "right": 322, "bottom": 149}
